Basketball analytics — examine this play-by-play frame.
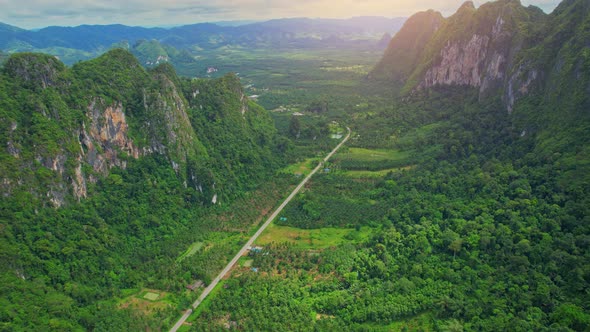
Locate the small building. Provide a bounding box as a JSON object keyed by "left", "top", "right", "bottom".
{"left": 186, "top": 280, "right": 204, "bottom": 291}
{"left": 249, "top": 246, "right": 263, "bottom": 253}
{"left": 251, "top": 267, "right": 259, "bottom": 273}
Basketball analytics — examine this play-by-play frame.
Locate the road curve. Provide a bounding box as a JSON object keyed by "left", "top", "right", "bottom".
{"left": 169, "top": 127, "right": 351, "bottom": 332}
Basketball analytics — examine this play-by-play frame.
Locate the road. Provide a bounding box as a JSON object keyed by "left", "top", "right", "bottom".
{"left": 169, "top": 127, "right": 351, "bottom": 332}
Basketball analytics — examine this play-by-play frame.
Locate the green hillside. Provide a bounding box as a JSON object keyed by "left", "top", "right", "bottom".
{"left": 0, "top": 49, "right": 287, "bottom": 330}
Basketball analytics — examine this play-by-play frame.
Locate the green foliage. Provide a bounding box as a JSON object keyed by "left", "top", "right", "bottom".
{"left": 0, "top": 49, "right": 293, "bottom": 330}
{"left": 197, "top": 77, "right": 590, "bottom": 330}
{"left": 130, "top": 39, "right": 199, "bottom": 74}
{"left": 288, "top": 115, "right": 301, "bottom": 138}
{"left": 182, "top": 74, "right": 284, "bottom": 197}
{"left": 2, "top": 2, "right": 590, "bottom": 330}
{"left": 3, "top": 52, "right": 66, "bottom": 90}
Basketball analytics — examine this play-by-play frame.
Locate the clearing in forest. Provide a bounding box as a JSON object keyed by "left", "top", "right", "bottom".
{"left": 119, "top": 289, "right": 171, "bottom": 315}
{"left": 176, "top": 241, "right": 204, "bottom": 263}
{"left": 280, "top": 158, "right": 318, "bottom": 177}
{"left": 143, "top": 292, "right": 160, "bottom": 301}
{"left": 333, "top": 147, "right": 412, "bottom": 176}
{"left": 257, "top": 223, "right": 372, "bottom": 249}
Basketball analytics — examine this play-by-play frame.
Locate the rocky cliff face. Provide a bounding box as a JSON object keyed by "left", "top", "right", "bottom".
{"left": 0, "top": 49, "right": 278, "bottom": 207}
{"left": 372, "top": 0, "right": 571, "bottom": 111}
{"left": 420, "top": 33, "right": 491, "bottom": 88}
{"left": 413, "top": 0, "right": 546, "bottom": 106}
{"left": 369, "top": 10, "right": 443, "bottom": 82}
{"left": 84, "top": 101, "right": 140, "bottom": 172}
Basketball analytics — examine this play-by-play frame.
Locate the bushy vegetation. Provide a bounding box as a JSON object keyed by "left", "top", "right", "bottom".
{"left": 0, "top": 50, "right": 297, "bottom": 330}
{"left": 195, "top": 81, "right": 590, "bottom": 330}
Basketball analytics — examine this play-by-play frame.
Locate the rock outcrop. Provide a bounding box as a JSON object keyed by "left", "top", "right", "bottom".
{"left": 420, "top": 34, "right": 491, "bottom": 89}
{"left": 82, "top": 101, "right": 140, "bottom": 175}
{"left": 369, "top": 10, "right": 443, "bottom": 82}
{"left": 3, "top": 53, "right": 65, "bottom": 89}
{"left": 371, "top": 0, "right": 575, "bottom": 111}
{"left": 0, "top": 49, "right": 280, "bottom": 207}
{"left": 408, "top": 0, "right": 542, "bottom": 104}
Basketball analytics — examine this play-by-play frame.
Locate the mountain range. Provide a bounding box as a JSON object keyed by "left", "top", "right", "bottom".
{"left": 0, "top": 17, "right": 406, "bottom": 64}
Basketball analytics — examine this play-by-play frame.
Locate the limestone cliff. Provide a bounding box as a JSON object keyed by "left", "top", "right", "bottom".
{"left": 0, "top": 49, "right": 279, "bottom": 207}
{"left": 372, "top": 0, "right": 568, "bottom": 111}
{"left": 369, "top": 10, "right": 443, "bottom": 82}
{"left": 407, "top": 1, "right": 544, "bottom": 102}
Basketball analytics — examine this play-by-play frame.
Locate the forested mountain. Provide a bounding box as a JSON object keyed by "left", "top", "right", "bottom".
{"left": 0, "top": 49, "right": 281, "bottom": 206}
{"left": 370, "top": 0, "right": 590, "bottom": 167}
{"left": 0, "top": 49, "right": 285, "bottom": 329}
{"left": 369, "top": 10, "right": 444, "bottom": 83}
{"left": 371, "top": 0, "right": 588, "bottom": 110}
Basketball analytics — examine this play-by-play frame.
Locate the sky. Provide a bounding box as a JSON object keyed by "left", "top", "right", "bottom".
{"left": 1, "top": 0, "right": 561, "bottom": 29}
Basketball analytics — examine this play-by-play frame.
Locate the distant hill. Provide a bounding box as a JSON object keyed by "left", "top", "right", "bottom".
{"left": 0, "top": 17, "right": 407, "bottom": 64}
{"left": 34, "top": 24, "right": 169, "bottom": 51}
{"left": 130, "top": 39, "right": 196, "bottom": 68}
{"left": 129, "top": 39, "right": 201, "bottom": 78}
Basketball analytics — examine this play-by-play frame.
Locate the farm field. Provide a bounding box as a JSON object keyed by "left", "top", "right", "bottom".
{"left": 256, "top": 223, "right": 373, "bottom": 249}
{"left": 331, "top": 147, "right": 414, "bottom": 176}
{"left": 279, "top": 158, "right": 318, "bottom": 177}
{"left": 176, "top": 242, "right": 204, "bottom": 263}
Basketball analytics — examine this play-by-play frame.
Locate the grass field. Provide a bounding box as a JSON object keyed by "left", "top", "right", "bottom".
{"left": 257, "top": 223, "right": 373, "bottom": 250}
{"left": 332, "top": 147, "right": 412, "bottom": 174}
{"left": 336, "top": 147, "right": 410, "bottom": 162}
{"left": 344, "top": 165, "right": 416, "bottom": 178}
{"left": 279, "top": 158, "right": 318, "bottom": 176}
{"left": 119, "top": 289, "right": 171, "bottom": 317}
{"left": 176, "top": 241, "right": 204, "bottom": 263}
{"left": 143, "top": 292, "right": 160, "bottom": 301}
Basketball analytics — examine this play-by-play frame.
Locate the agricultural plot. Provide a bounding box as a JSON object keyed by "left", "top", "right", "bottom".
{"left": 257, "top": 223, "right": 372, "bottom": 249}
{"left": 176, "top": 241, "right": 204, "bottom": 263}
{"left": 279, "top": 158, "right": 318, "bottom": 177}
{"left": 119, "top": 289, "right": 172, "bottom": 317}
{"left": 332, "top": 147, "right": 412, "bottom": 175}
{"left": 143, "top": 292, "right": 160, "bottom": 301}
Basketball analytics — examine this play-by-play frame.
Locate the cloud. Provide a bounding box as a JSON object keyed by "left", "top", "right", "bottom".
{"left": 0, "top": 0, "right": 561, "bottom": 29}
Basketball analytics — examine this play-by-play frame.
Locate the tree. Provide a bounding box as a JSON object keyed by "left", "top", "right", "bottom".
{"left": 289, "top": 115, "right": 301, "bottom": 139}
{"left": 448, "top": 239, "right": 463, "bottom": 260}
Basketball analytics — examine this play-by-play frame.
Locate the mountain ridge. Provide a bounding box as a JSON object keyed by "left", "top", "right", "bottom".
{"left": 0, "top": 17, "right": 407, "bottom": 59}
{"left": 371, "top": 0, "right": 588, "bottom": 114}
{"left": 0, "top": 49, "right": 281, "bottom": 207}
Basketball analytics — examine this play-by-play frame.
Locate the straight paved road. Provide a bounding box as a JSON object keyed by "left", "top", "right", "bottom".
{"left": 169, "top": 127, "right": 351, "bottom": 332}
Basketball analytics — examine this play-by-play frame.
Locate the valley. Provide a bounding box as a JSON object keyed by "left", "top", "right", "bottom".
{"left": 0, "top": 0, "right": 589, "bottom": 331}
